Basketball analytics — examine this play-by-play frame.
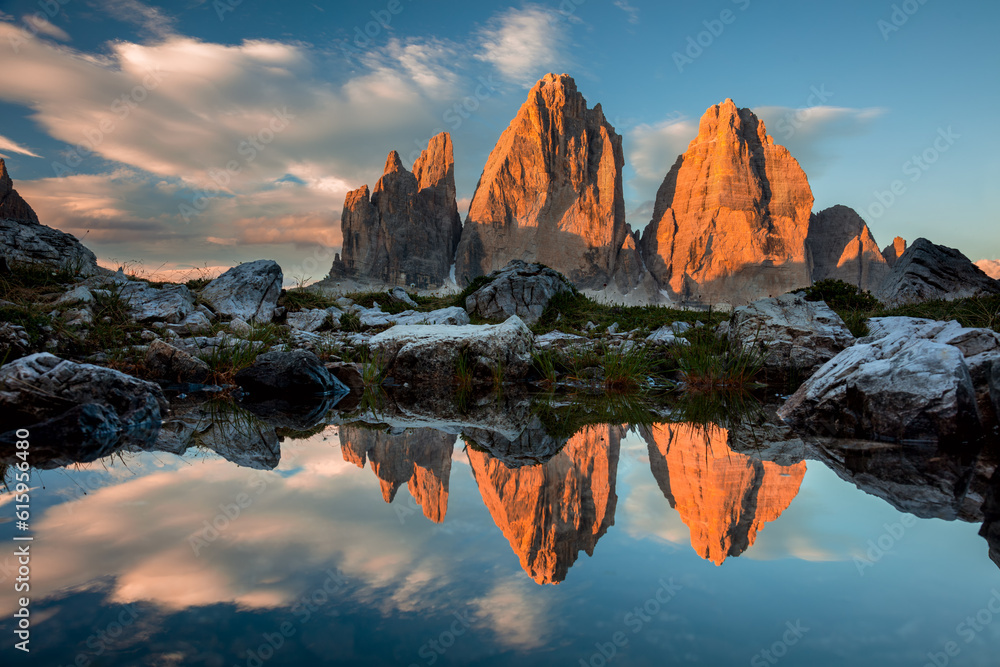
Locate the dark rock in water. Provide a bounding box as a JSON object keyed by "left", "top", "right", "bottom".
{"left": 0, "top": 353, "right": 167, "bottom": 448}
{"left": 0, "top": 159, "right": 100, "bottom": 274}
{"left": 463, "top": 415, "right": 568, "bottom": 468}
{"left": 326, "top": 362, "right": 364, "bottom": 393}
{"left": 0, "top": 403, "right": 121, "bottom": 465}
{"left": 200, "top": 259, "right": 283, "bottom": 323}
{"left": 874, "top": 238, "right": 1000, "bottom": 306}
{"left": 234, "top": 350, "right": 346, "bottom": 397}
{"left": 464, "top": 260, "right": 574, "bottom": 325}
{"left": 333, "top": 133, "right": 462, "bottom": 289}
{"left": 145, "top": 339, "right": 211, "bottom": 384}
{"left": 240, "top": 394, "right": 340, "bottom": 432}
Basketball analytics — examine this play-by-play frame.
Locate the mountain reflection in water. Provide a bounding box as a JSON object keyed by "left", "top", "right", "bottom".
{"left": 3, "top": 392, "right": 1000, "bottom": 666}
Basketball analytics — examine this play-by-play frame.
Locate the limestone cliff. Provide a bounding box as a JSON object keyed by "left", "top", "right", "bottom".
{"left": 467, "top": 424, "right": 621, "bottom": 584}
{"left": 454, "top": 74, "right": 630, "bottom": 289}
{"left": 641, "top": 422, "right": 805, "bottom": 565}
{"left": 339, "top": 425, "right": 454, "bottom": 523}
{"left": 332, "top": 133, "right": 462, "bottom": 289}
{"left": 638, "top": 99, "right": 814, "bottom": 306}
{"left": 0, "top": 159, "right": 38, "bottom": 223}
{"left": 807, "top": 205, "right": 889, "bottom": 291}
{"left": 882, "top": 237, "right": 907, "bottom": 268}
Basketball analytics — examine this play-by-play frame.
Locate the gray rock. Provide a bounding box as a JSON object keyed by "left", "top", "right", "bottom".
{"left": 64, "top": 307, "right": 93, "bottom": 327}
{"left": 200, "top": 259, "right": 283, "bottom": 323}
{"left": 874, "top": 238, "right": 1000, "bottom": 307}
{"left": 228, "top": 317, "right": 251, "bottom": 336}
{"left": 234, "top": 349, "right": 346, "bottom": 397}
{"left": 464, "top": 260, "right": 574, "bottom": 325}
{"left": 463, "top": 416, "right": 567, "bottom": 468}
{"left": 389, "top": 286, "right": 417, "bottom": 307}
{"left": 55, "top": 285, "right": 94, "bottom": 306}
{"left": 357, "top": 304, "right": 469, "bottom": 327}
{"left": 371, "top": 316, "right": 535, "bottom": 384}
{"left": 119, "top": 282, "right": 196, "bottom": 324}
{"left": 806, "top": 205, "right": 890, "bottom": 291}
{"left": 325, "top": 306, "right": 344, "bottom": 325}
{"left": 729, "top": 293, "right": 855, "bottom": 375}
{"left": 777, "top": 327, "right": 982, "bottom": 443}
{"left": 0, "top": 403, "right": 121, "bottom": 463}
{"left": 0, "top": 323, "right": 31, "bottom": 359}
{"left": 144, "top": 339, "right": 211, "bottom": 384}
{"left": 645, "top": 326, "right": 690, "bottom": 347}
{"left": 287, "top": 309, "right": 329, "bottom": 333}
{"left": 0, "top": 353, "right": 167, "bottom": 447}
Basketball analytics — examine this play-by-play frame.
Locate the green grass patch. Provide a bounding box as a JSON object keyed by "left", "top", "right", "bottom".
{"left": 279, "top": 288, "right": 338, "bottom": 312}
{"left": 531, "top": 291, "right": 724, "bottom": 336}
{"left": 675, "top": 326, "right": 766, "bottom": 391}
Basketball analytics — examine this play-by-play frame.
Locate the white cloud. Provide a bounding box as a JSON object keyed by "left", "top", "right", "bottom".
{"left": 614, "top": 0, "right": 640, "bottom": 24}
{"left": 22, "top": 14, "right": 70, "bottom": 41}
{"left": 92, "top": 0, "right": 176, "bottom": 38}
{"left": 475, "top": 5, "right": 571, "bottom": 84}
{"left": 626, "top": 114, "right": 697, "bottom": 209}
{"left": 0, "top": 133, "right": 41, "bottom": 158}
{"left": 976, "top": 259, "right": 1000, "bottom": 279}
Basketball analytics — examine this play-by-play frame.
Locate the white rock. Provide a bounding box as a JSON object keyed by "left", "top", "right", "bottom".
{"left": 229, "top": 317, "right": 251, "bottom": 337}
{"left": 645, "top": 326, "right": 691, "bottom": 347}
{"left": 55, "top": 285, "right": 94, "bottom": 306}
{"left": 729, "top": 293, "right": 854, "bottom": 374}
{"left": 120, "top": 282, "right": 196, "bottom": 324}
{"left": 389, "top": 287, "right": 417, "bottom": 307}
{"left": 287, "top": 309, "right": 329, "bottom": 333}
{"left": 200, "top": 259, "right": 283, "bottom": 323}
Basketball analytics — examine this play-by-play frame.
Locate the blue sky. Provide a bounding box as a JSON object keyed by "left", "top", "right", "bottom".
{"left": 0, "top": 0, "right": 996, "bottom": 280}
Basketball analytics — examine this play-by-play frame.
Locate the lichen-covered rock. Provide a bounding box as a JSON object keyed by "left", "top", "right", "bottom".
{"left": 144, "top": 339, "right": 211, "bottom": 384}
{"left": 332, "top": 133, "right": 462, "bottom": 289}
{"left": 0, "top": 353, "right": 167, "bottom": 447}
{"left": 455, "top": 74, "right": 631, "bottom": 289}
{"left": 874, "top": 238, "right": 1000, "bottom": 307}
{"left": 729, "top": 293, "right": 855, "bottom": 375}
{"left": 639, "top": 99, "right": 813, "bottom": 306}
{"left": 200, "top": 259, "right": 283, "bottom": 322}
{"left": 120, "top": 282, "right": 196, "bottom": 324}
{"left": 807, "top": 205, "right": 889, "bottom": 291}
{"left": 371, "top": 316, "right": 535, "bottom": 385}
{"left": 464, "top": 260, "right": 574, "bottom": 324}
{"left": 357, "top": 305, "right": 470, "bottom": 327}
{"left": 286, "top": 309, "right": 329, "bottom": 333}
{"left": 777, "top": 321, "right": 983, "bottom": 443}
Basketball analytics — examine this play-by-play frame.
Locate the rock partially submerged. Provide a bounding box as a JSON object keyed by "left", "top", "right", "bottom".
{"left": 778, "top": 317, "right": 996, "bottom": 442}
{"left": 874, "top": 238, "right": 1000, "bottom": 307}
{"left": 0, "top": 353, "right": 167, "bottom": 447}
{"left": 144, "top": 339, "right": 211, "bottom": 384}
{"left": 234, "top": 350, "right": 348, "bottom": 398}
{"left": 371, "top": 316, "right": 535, "bottom": 385}
{"left": 200, "top": 259, "right": 283, "bottom": 322}
{"left": 464, "top": 260, "right": 574, "bottom": 325}
{"left": 729, "top": 293, "right": 855, "bottom": 376}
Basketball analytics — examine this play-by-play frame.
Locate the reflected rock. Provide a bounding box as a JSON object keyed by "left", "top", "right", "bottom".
{"left": 239, "top": 394, "right": 340, "bottom": 432}
{"left": 0, "top": 404, "right": 122, "bottom": 469}
{"left": 155, "top": 402, "right": 281, "bottom": 470}
{"left": 810, "top": 438, "right": 987, "bottom": 522}
{"left": 339, "top": 425, "right": 454, "bottom": 522}
{"left": 641, "top": 423, "right": 805, "bottom": 565}
{"left": 463, "top": 415, "right": 568, "bottom": 468}
{"left": 467, "top": 425, "right": 621, "bottom": 584}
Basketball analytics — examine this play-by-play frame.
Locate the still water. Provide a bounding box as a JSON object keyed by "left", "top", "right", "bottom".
{"left": 2, "top": 400, "right": 1000, "bottom": 666}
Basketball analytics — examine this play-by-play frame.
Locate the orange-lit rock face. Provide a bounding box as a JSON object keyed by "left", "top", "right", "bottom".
{"left": 639, "top": 99, "right": 814, "bottom": 306}
{"left": 642, "top": 423, "right": 806, "bottom": 565}
{"left": 467, "top": 425, "right": 621, "bottom": 584}
{"left": 339, "top": 426, "right": 454, "bottom": 523}
{"left": 455, "top": 73, "right": 629, "bottom": 288}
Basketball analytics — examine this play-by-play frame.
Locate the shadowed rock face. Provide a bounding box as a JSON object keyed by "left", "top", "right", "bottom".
{"left": 467, "top": 424, "right": 621, "bottom": 584}
{"left": 454, "top": 73, "right": 630, "bottom": 289}
{"left": 641, "top": 422, "right": 806, "bottom": 565}
{"left": 339, "top": 425, "right": 454, "bottom": 523}
{"left": 638, "top": 99, "right": 814, "bottom": 306}
{"left": 334, "top": 133, "right": 462, "bottom": 289}
{"left": 874, "top": 238, "right": 1000, "bottom": 307}
{"left": 0, "top": 159, "right": 38, "bottom": 223}
{"left": 807, "top": 205, "right": 890, "bottom": 292}
{"left": 882, "top": 237, "right": 907, "bottom": 268}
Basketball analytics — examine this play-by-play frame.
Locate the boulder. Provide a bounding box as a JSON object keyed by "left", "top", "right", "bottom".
{"left": 200, "top": 260, "right": 283, "bottom": 322}
{"left": 729, "top": 293, "right": 855, "bottom": 375}
{"left": 332, "top": 133, "right": 462, "bottom": 289}
{"left": 464, "top": 260, "right": 574, "bottom": 325}
{"left": 287, "top": 309, "right": 329, "bottom": 333}
{"left": 357, "top": 304, "right": 470, "bottom": 327}
{"left": 0, "top": 403, "right": 122, "bottom": 461}
{"left": 645, "top": 326, "right": 691, "bottom": 348}
{"left": 371, "top": 316, "right": 535, "bottom": 385}
{"left": 55, "top": 285, "right": 95, "bottom": 306}
{"left": 454, "top": 74, "right": 632, "bottom": 289}
{"left": 389, "top": 287, "right": 417, "bottom": 307}
{"left": 326, "top": 362, "right": 364, "bottom": 392}
{"left": 234, "top": 349, "right": 347, "bottom": 397}
{"left": 639, "top": 99, "right": 813, "bottom": 306}
{"left": 874, "top": 238, "right": 1000, "bottom": 307}
{"left": 777, "top": 325, "right": 982, "bottom": 443}
{"left": 0, "top": 353, "right": 167, "bottom": 447}
{"left": 118, "top": 282, "right": 197, "bottom": 324}
{"left": 144, "top": 339, "right": 211, "bottom": 384}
